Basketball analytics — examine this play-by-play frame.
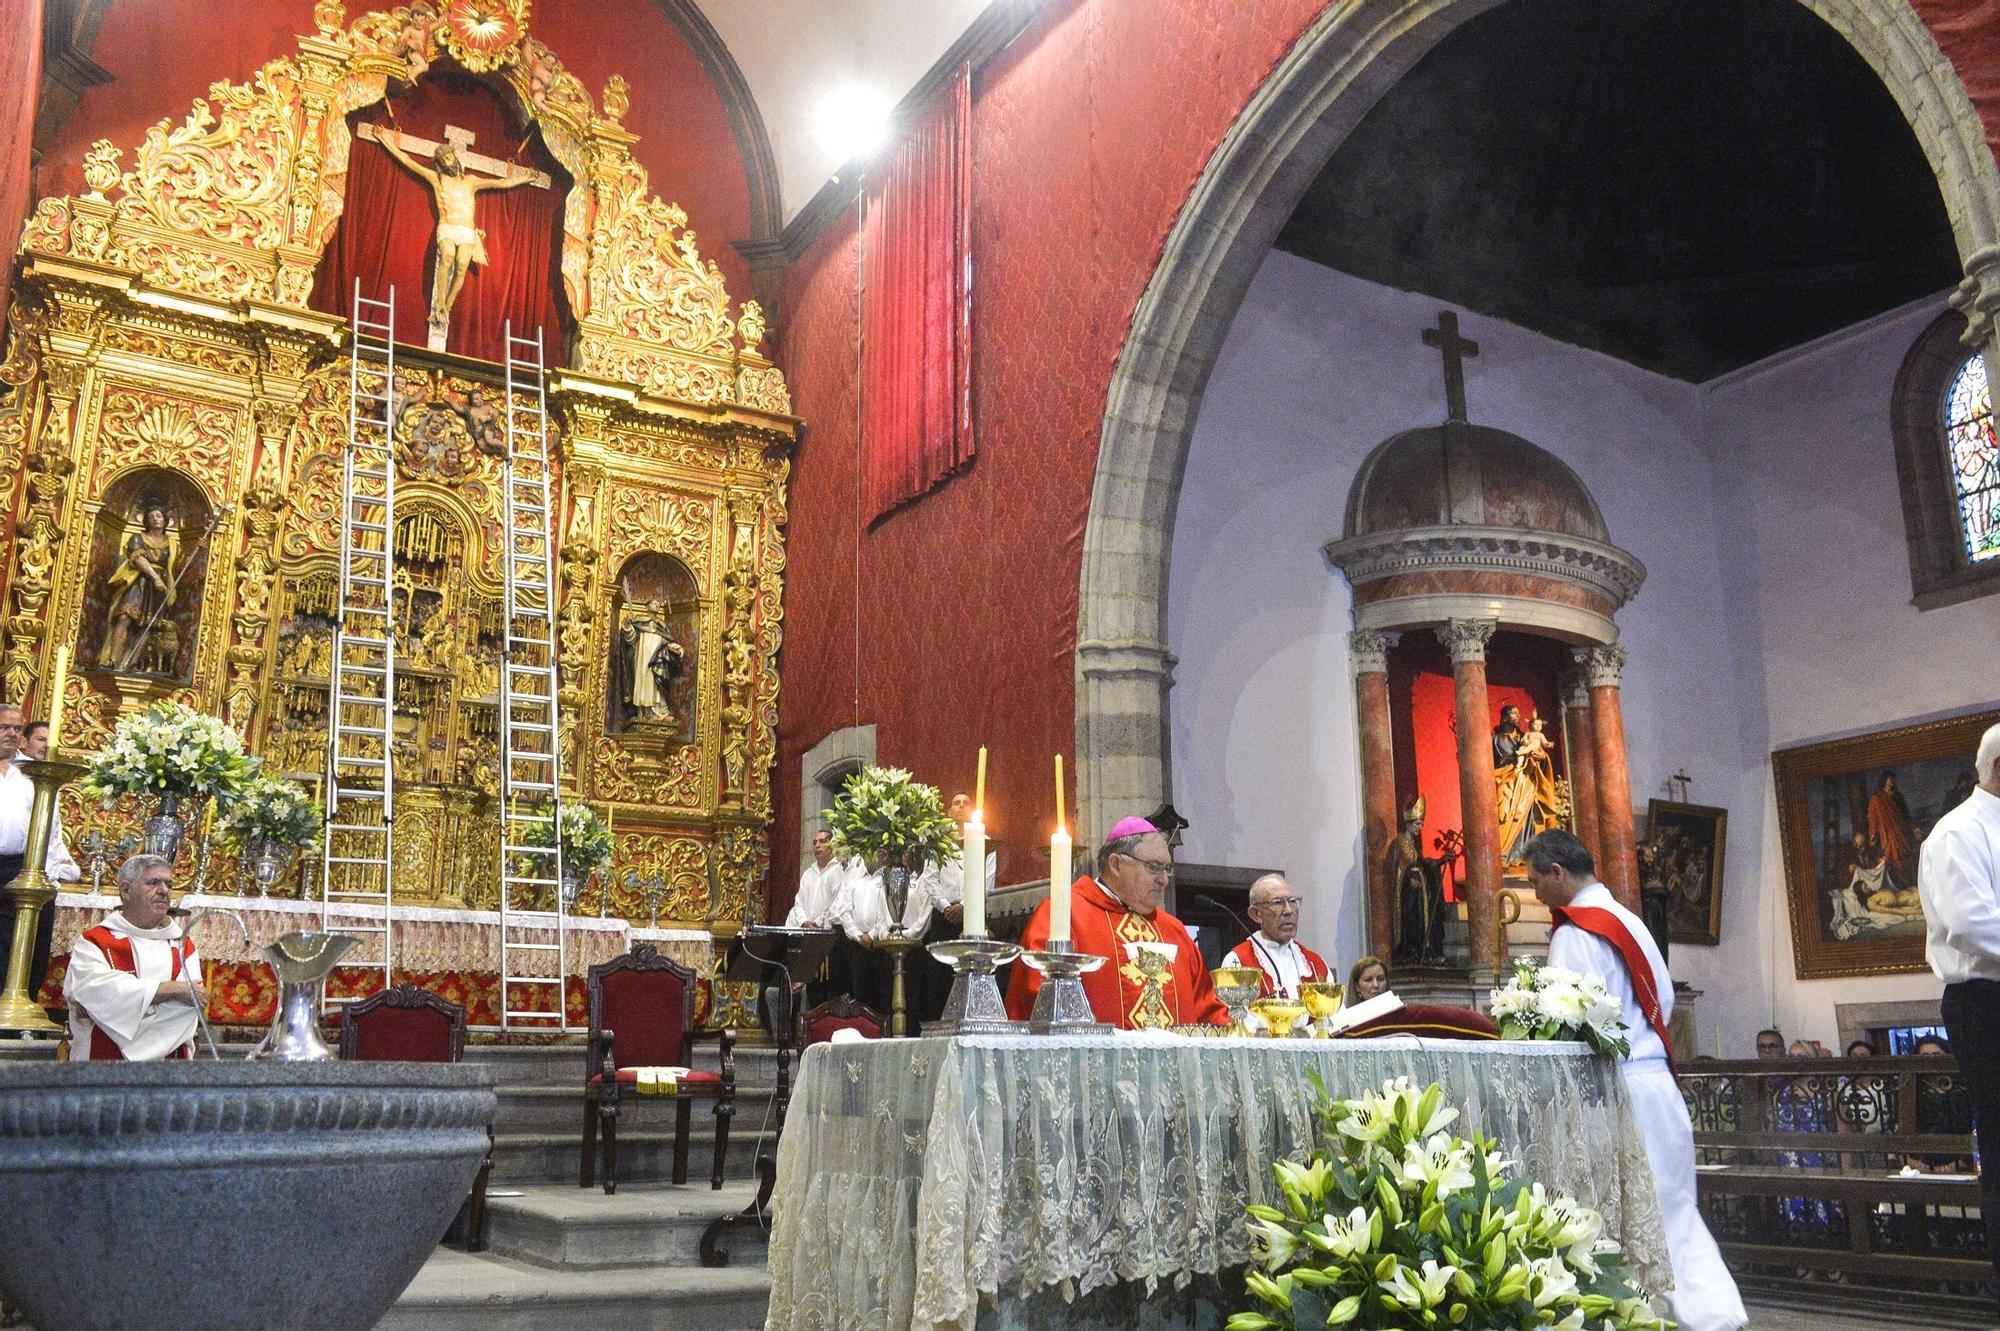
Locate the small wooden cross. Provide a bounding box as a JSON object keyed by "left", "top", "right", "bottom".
{"left": 1421, "top": 310, "right": 1479, "bottom": 423}
{"left": 1668, "top": 769, "right": 1693, "bottom": 804}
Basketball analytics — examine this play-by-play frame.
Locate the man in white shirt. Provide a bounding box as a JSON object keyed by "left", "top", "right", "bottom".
{"left": 786, "top": 829, "right": 851, "bottom": 929}
{"left": 1223, "top": 872, "right": 1332, "bottom": 999}
{"left": 1919, "top": 720, "right": 2000, "bottom": 1314}
{"left": 1525, "top": 829, "right": 1745, "bottom": 1331}
{"left": 63, "top": 854, "right": 205, "bottom": 1060}
{"left": 0, "top": 704, "right": 80, "bottom": 1005}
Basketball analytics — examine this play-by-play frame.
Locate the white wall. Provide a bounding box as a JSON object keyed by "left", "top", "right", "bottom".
{"left": 1168, "top": 250, "right": 1989, "bottom": 1055}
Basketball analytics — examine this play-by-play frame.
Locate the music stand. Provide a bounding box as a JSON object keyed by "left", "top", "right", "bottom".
{"left": 700, "top": 924, "right": 836, "bottom": 1267}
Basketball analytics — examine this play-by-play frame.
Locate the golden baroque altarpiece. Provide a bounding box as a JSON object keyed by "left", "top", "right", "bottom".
{"left": 0, "top": 0, "right": 795, "bottom": 933}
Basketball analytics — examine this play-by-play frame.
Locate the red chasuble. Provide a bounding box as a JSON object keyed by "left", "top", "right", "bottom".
{"left": 1222, "top": 936, "right": 1332, "bottom": 998}
{"left": 1004, "top": 876, "right": 1228, "bottom": 1028}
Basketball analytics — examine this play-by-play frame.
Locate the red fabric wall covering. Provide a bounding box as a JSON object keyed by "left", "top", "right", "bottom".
{"left": 0, "top": 0, "right": 43, "bottom": 335}
{"left": 309, "top": 73, "right": 570, "bottom": 365}
{"left": 862, "top": 65, "right": 973, "bottom": 523}
{"left": 30, "top": 0, "right": 758, "bottom": 301}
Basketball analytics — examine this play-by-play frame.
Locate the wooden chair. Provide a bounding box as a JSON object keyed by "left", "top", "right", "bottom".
{"left": 797, "top": 994, "right": 884, "bottom": 1048}
{"left": 338, "top": 983, "right": 491, "bottom": 1250}
{"left": 581, "top": 945, "right": 735, "bottom": 1194}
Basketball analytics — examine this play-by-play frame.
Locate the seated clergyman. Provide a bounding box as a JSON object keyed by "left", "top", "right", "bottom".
{"left": 64, "top": 854, "right": 205, "bottom": 1061}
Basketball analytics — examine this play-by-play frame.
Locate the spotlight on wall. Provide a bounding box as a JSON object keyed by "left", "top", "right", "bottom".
{"left": 817, "top": 84, "right": 894, "bottom": 164}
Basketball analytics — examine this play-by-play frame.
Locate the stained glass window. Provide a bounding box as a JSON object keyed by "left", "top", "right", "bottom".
{"left": 1944, "top": 352, "right": 2000, "bottom": 563}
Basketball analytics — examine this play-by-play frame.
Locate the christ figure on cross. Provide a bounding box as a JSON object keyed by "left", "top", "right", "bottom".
{"left": 359, "top": 122, "right": 552, "bottom": 350}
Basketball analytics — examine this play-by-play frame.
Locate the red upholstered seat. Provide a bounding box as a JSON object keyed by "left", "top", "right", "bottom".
{"left": 797, "top": 996, "right": 884, "bottom": 1048}
{"left": 589, "top": 1068, "right": 724, "bottom": 1086}
{"left": 581, "top": 945, "right": 736, "bottom": 1194}
{"left": 1338, "top": 1002, "right": 1501, "bottom": 1041}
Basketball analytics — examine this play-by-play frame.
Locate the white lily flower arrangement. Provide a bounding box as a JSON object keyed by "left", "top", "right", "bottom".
{"left": 519, "top": 802, "right": 614, "bottom": 878}
{"left": 824, "top": 765, "right": 960, "bottom": 870}
{"left": 1230, "top": 1075, "right": 1669, "bottom": 1331}
{"left": 1489, "top": 960, "right": 1632, "bottom": 1058}
{"left": 79, "top": 702, "right": 258, "bottom": 804}
{"left": 216, "top": 773, "right": 322, "bottom": 852}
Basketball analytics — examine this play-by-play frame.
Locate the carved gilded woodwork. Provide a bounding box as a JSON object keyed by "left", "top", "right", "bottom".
{"left": 5, "top": 5, "right": 794, "bottom": 932}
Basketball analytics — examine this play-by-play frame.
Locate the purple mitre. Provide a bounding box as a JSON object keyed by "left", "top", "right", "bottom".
{"left": 1103, "top": 815, "right": 1158, "bottom": 844}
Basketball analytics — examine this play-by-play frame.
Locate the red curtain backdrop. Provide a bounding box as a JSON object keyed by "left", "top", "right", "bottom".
{"left": 0, "top": 0, "right": 42, "bottom": 339}
{"left": 861, "top": 65, "right": 973, "bottom": 524}
{"left": 310, "top": 70, "right": 570, "bottom": 366}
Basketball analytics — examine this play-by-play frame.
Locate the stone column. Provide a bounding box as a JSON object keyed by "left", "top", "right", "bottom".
{"left": 1350, "top": 629, "right": 1400, "bottom": 959}
{"left": 1576, "top": 644, "right": 1640, "bottom": 912}
{"left": 1559, "top": 672, "right": 1601, "bottom": 860}
{"left": 1437, "top": 618, "right": 1499, "bottom": 977}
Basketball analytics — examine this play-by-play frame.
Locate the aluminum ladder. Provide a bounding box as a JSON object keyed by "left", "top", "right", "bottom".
{"left": 497, "top": 321, "right": 568, "bottom": 1032}
{"left": 320, "top": 281, "right": 398, "bottom": 997}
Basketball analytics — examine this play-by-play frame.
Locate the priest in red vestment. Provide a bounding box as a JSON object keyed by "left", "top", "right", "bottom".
{"left": 1223, "top": 872, "right": 1332, "bottom": 998}
{"left": 1004, "top": 816, "right": 1227, "bottom": 1028}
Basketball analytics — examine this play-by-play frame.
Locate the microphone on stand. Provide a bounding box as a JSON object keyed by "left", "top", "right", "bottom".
{"left": 1196, "top": 893, "right": 1254, "bottom": 941}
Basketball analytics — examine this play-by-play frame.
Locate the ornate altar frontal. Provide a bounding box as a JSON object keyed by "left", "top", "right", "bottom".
{"left": 0, "top": 1, "right": 797, "bottom": 935}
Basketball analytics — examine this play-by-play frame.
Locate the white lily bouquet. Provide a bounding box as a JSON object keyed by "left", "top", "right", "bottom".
{"left": 1230, "top": 1075, "right": 1668, "bottom": 1331}
{"left": 824, "top": 765, "right": 960, "bottom": 869}
{"left": 216, "top": 773, "right": 322, "bottom": 852}
{"left": 80, "top": 701, "right": 258, "bottom": 803}
{"left": 1489, "top": 961, "right": 1631, "bottom": 1058}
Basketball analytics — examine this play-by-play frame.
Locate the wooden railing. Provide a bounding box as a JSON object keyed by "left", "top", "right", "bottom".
{"left": 1681, "top": 1055, "right": 1988, "bottom": 1312}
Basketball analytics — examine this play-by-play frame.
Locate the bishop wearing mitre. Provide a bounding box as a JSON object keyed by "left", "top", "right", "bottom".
{"left": 64, "top": 854, "right": 205, "bottom": 1061}
{"left": 1005, "top": 816, "right": 1227, "bottom": 1028}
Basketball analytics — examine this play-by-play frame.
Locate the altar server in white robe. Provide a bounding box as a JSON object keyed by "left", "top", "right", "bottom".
{"left": 64, "top": 854, "right": 205, "bottom": 1062}
{"left": 1524, "top": 829, "right": 1746, "bottom": 1331}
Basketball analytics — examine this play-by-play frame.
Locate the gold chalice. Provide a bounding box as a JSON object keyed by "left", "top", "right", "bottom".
{"left": 1249, "top": 997, "right": 1309, "bottom": 1038}
{"left": 1210, "top": 965, "right": 1264, "bottom": 1037}
{"left": 1299, "top": 981, "right": 1345, "bottom": 1037}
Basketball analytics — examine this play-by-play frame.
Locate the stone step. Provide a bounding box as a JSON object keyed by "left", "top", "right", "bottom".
{"left": 483, "top": 1181, "right": 767, "bottom": 1270}
{"left": 378, "top": 1247, "right": 771, "bottom": 1331}
{"left": 494, "top": 1082, "right": 776, "bottom": 1137}
{"left": 490, "top": 1125, "right": 778, "bottom": 1187}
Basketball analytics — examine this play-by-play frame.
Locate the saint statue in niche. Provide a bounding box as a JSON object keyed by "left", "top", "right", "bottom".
{"left": 358, "top": 121, "right": 550, "bottom": 350}
{"left": 99, "top": 497, "right": 180, "bottom": 674}
{"left": 619, "top": 600, "right": 687, "bottom": 726}
{"left": 1387, "top": 795, "right": 1448, "bottom": 966}
{"left": 609, "top": 552, "right": 699, "bottom": 742}
{"left": 1493, "top": 705, "right": 1568, "bottom": 868}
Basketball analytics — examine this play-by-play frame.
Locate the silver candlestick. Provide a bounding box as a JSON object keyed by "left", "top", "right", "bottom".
{"left": 1022, "top": 940, "right": 1110, "bottom": 1034}
{"left": 927, "top": 937, "right": 1021, "bottom": 1035}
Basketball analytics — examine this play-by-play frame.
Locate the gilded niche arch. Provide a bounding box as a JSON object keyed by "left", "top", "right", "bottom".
{"left": 608, "top": 550, "right": 699, "bottom": 744}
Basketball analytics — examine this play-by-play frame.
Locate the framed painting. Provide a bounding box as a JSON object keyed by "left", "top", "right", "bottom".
{"left": 1773, "top": 708, "right": 2000, "bottom": 979}
{"left": 1641, "top": 800, "right": 1727, "bottom": 946}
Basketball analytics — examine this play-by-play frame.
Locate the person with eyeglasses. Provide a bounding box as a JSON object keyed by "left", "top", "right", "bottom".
{"left": 1003, "top": 814, "right": 1226, "bottom": 1028}
{"left": 1222, "top": 873, "right": 1331, "bottom": 1000}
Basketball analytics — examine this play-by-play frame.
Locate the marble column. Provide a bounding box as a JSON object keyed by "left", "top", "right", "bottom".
{"left": 1437, "top": 618, "right": 1499, "bottom": 977}
{"left": 1559, "top": 672, "right": 1602, "bottom": 861}
{"left": 1351, "top": 629, "right": 1400, "bottom": 959}
{"left": 1576, "top": 644, "right": 1640, "bottom": 912}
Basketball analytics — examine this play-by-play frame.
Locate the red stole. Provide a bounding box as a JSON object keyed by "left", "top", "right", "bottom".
{"left": 80, "top": 924, "right": 195, "bottom": 1062}
{"left": 1224, "top": 937, "right": 1331, "bottom": 998}
{"left": 1005, "top": 876, "right": 1228, "bottom": 1028}
{"left": 1549, "top": 904, "right": 1677, "bottom": 1079}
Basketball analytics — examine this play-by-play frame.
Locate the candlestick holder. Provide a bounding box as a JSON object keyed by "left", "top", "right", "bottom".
{"left": 1022, "top": 941, "right": 1110, "bottom": 1034}
{"left": 0, "top": 755, "right": 89, "bottom": 1035}
{"left": 928, "top": 937, "right": 1020, "bottom": 1035}
{"left": 875, "top": 931, "right": 923, "bottom": 1037}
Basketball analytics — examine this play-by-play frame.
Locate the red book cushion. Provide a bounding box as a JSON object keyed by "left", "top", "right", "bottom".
{"left": 1339, "top": 1002, "right": 1500, "bottom": 1042}
{"left": 589, "top": 1068, "right": 724, "bottom": 1086}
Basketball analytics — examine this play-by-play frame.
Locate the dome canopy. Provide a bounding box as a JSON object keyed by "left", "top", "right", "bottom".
{"left": 1342, "top": 421, "right": 1610, "bottom": 544}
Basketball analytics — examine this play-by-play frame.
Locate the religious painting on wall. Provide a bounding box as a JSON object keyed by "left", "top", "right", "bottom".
{"left": 1773, "top": 707, "right": 2000, "bottom": 979}
{"left": 1640, "top": 800, "right": 1727, "bottom": 947}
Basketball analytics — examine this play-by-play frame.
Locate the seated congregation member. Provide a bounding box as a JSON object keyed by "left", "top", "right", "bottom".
{"left": 1348, "top": 954, "right": 1390, "bottom": 1001}
{"left": 1004, "top": 815, "right": 1226, "bottom": 1028}
{"left": 1524, "top": 829, "right": 1746, "bottom": 1331}
{"left": 64, "top": 855, "right": 205, "bottom": 1061}
{"left": 1223, "top": 872, "right": 1331, "bottom": 999}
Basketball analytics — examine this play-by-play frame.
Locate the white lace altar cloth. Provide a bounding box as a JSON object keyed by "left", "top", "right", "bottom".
{"left": 51, "top": 892, "right": 709, "bottom": 977}
{"left": 764, "top": 1033, "right": 1670, "bottom": 1331}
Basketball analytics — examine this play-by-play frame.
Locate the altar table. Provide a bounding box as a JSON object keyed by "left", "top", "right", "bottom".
{"left": 764, "top": 1033, "right": 1671, "bottom": 1331}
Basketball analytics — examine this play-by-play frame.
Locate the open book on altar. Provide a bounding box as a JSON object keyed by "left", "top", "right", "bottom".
{"left": 1326, "top": 990, "right": 1405, "bottom": 1034}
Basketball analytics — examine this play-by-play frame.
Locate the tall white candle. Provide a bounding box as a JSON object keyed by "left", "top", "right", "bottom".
{"left": 1048, "top": 827, "right": 1072, "bottom": 944}
{"left": 962, "top": 814, "right": 987, "bottom": 939}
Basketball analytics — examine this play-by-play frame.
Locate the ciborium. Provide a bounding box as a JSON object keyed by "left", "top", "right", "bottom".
{"left": 1210, "top": 965, "right": 1264, "bottom": 1037}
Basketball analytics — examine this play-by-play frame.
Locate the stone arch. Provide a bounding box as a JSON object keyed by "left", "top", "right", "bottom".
{"left": 1075, "top": 0, "right": 2000, "bottom": 838}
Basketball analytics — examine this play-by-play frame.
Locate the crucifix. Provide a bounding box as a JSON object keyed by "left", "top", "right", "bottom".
{"left": 1667, "top": 769, "right": 1693, "bottom": 804}
{"left": 357, "top": 121, "right": 552, "bottom": 351}
{"left": 1421, "top": 310, "right": 1479, "bottom": 423}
